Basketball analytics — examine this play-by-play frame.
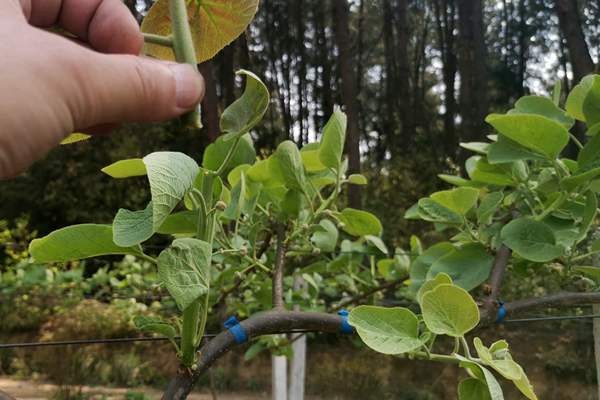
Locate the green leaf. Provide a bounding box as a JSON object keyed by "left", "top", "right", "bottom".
{"left": 319, "top": 108, "right": 347, "bottom": 170}
{"left": 487, "top": 135, "right": 545, "bottom": 164}
{"left": 221, "top": 70, "right": 270, "bottom": 141}
{"left": 112, "top": 152, "right": 198, "bottom": 247}
{"left": 157, "top": 211, "right": 198, "bottom": 235}
{"left": 430, "top": 187, "right": 479, "bottom": 215}
{"left": 485, "top": 114, "right": 569, "bottom": 159}
{"left": 141, "top": 0, "right": 259, "bottom": 63}
{"left": 421, "top": 284, "right": 480, "bottom": 337}
{"left": 456, "top": 356, "right": 505, "bottom": 400}
{"left": 575, "top": 266, "right": 600, "bottom": 278}
{"left": 427, "top": 244, "right": 494, "bottom": 291}
{"left": 473, "top": 338, "right": 521, "bottom": 380}
{"left": 565, "top": 75, "right": 595, "bottom": 121}
{"left": 438, "top": 174, "right": 479, "bottom": 187}
{"left": 337, "top": 208, "right": 383, "bottom": 237}
{"left": 417, "top": 199, "right": 464, "bottom": 224}
{"left": 280, "top": 189, "right": 303, "bottom": 217}
{"left": 101, "top": 159, "right": 147, "bottom": 179}
{"left": 134, "top": 315, "right": 177, "bottom": 342}
{"left": 501, "top": 218, "right": 564, "bottom": 262}
{"left": 416, "top": 272, "right": 452, "bottom": 305}
{"left": 348, "top": 174, "right": 368, "bottom": 185}
{"left": 223, "top": 172, "right": 247, "bottom": 220}
{"left": 512, "top": 369, "right": 538, "bottom": 400}
{"left": 478, "top": 192, "right": 504, "bottom": 224}
{"left": 365, "top": 235, "right": 388, "bottom": 254}
{"left": 468, "top": 157, "right": 515, "bottom": 186}
{"left": 203, "top": 134, "right": 256, "bottom": 174}
{"left": 410, "top": 242, "right": 455, "bottom": 290}
{"left": 508, "top": 95, "right": 574, "bottom": 129}
{"left": 29, "top": 224, "right": 141, "bottom": 263}
{"left": 310, "top": 220, "right": 339, "bottom": 252}
{"left": 301, "top": 144, "right": 327, "bottom": 172}
{"left": 460, "top": 142, "right": 489, "bottom": 155}
{"left": 458, "top": 379, "right": 492, "bottom": 400}
{"left": 274, "top": 141, "right": 307, "bottom": 191}
{"left": 583, "top": 76, "right": 600, "bottom": 126}
{"left": 157, "top": 238, "right": 212, "bottom": 311}
{"left": 578, "top": 192, "right": 597, "bottom": 242}
{"left": 561, "top": 167, "right": 600, "bottom": 190}
{"left": 348, "top": 306, "right": 424, "bottom": 355}
{"left": 60, "top": 133, "right": 91, "bottom": 145}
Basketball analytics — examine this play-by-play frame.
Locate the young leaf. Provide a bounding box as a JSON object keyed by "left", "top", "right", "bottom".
{"left": 337, "top": 208, "right": 383, "bottom": 237}
{"left": 157, "top": 238, "right": 212, "bottom": 311}
{"left": 508, "top": 95, "right": 574, "bottom": 129}
{"left": 60, "top": 133, "right": 91, "bottom": 145}
{"left": 203, "top": 134, "right": 256, "bottom": 174}
{"left": 416, "top": 272, "right": 453, "bottom": 305}
{"left": 500, "top": 218, "right": 564, "bottom": 262}
{"left": 456, "top": 356, "right": 505, "bottom": 400}
{"left": 365, "top": 235, "right": 388, "bottom": 254}
{"left": 274, "top": 141, "right": 307, "bottom": 191}
{"left": 157, "top": 211, "right": 199, "bottom": 235}
{"left": 430, "top": 187, "right": 479, "bottom": 215}
{"left": 421, "top": 284, "right": 480, "bottom": 337}
{"left": 468, "top": 157, "right": 515, "bottom": 186}
{"left": 319, "top": 108, "right": 347, "bottom": 170}
{"left": 458, "top": 379, "right": 492, "bottom": 400}
{"left": 473, "top": 338, "right": 521, "bottom": 380}
{"left": 566, "top": 75, "right": 595, "bottom": 121}
{"left": 220, "top": 70, "right": 270, "bottom": 141}
{"left": 460, "top": 142, "right": 489, "bottom": 155}
{"left": 485, "top": 114, "right": 569, "bottom": 159}
{"left": 477, "top": 192, "right": 504, "bottom": 224}
{"left": 348, "top": 306, "right": 424, "bottom": 355}
{"left": 487, "top": 135, "right": 545, "bottom": 164}
{"left": 348, "top": 174, "right": 368, "bottom": 185}
{"left": 583, "top": 76, "right": 600, "bottom": 126}
{"left": 141, "top": 0, "right": 259, "bottom": 63}
{"left": 134, "top": 315, "right": 177, "bottom": 343}
{"left": 427, "top": 244, "right": 494, "bottom": 291}
{"left": 101, "top": 159, "right": 147, "bottom": 179}
{"left": 417, "top": 198, "right": 464, "bottom": 224}
{"left": 301, "top": 143, "right": 327, "bottom": 172}
{"left": 113, "top": 202, "right": 154, "bottom": 247}
{"left": 29, "top": 224, "right": 141, "bottom": 263}
{"left": 310, "top": 220, "right": 339, "bottom": 253}
{"left": 223, "top": 172, "right": 247, "bottom": 220}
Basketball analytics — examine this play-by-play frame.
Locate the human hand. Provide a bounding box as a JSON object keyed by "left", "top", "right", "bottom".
{"left": 0, "top": 0, "right": 205, "bottom": 179}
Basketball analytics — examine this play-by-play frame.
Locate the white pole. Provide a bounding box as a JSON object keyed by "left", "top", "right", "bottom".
{"left": 272, "top": 354, "right": 288, "bottom": 400}
{"left": 289, "top": 274, "right": 307, "bottom": 400}
{"left": 593, "top": 304, "right": 600, "bottom": 400}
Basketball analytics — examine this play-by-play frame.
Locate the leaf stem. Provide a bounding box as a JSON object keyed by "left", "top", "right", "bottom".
{"left": 168, "top": 0, "right": 202, "bottom": 128}
{"left": 569, "top": 133, "right": 584, "bottom": 150}
{"left": 142, "top": 33, "right": 174, "bottom": 47}
{"left": 215, "top": 137, "right": 242, "bottom": 176}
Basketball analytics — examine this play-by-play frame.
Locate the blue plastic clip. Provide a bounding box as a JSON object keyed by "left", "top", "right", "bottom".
{"left": 496, "top": 302, "right": 507, "bottom": 324}
{"left": 224, "top": 316, "right": 248, "bottom": 344}
{"left": 338, "top": 310, "right": 354, "bottom": 334}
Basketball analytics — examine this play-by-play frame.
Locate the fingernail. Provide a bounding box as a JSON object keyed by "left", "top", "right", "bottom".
{"left": 169, "top": 64, "right": 204, "bottom": 110}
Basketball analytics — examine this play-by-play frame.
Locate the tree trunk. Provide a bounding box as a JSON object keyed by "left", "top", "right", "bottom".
{"left": 332, "top": 0, "right": 361, "bottom": 208}
{"left": 397, "top": 0, "right": 414, "bottom": 147}
{"left": 457, "top": 0, "right": 488, "bottom": 161}
{"left": 198, "top": 61, "right": 220, "bottom": 142}
{"left": 555, "top": 0, "right": 595, "bottom": 82}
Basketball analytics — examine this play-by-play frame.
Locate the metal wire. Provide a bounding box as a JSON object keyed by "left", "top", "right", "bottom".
{"left": 501, "top": 314, "right": 600, "bottom": 323}
{"left": 0, "top": 329, "right": 318, "bottom": 350}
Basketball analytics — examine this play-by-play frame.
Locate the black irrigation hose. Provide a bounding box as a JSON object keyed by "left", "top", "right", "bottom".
{"left": 0, "top": 329, "right": 317, "bottom": 350}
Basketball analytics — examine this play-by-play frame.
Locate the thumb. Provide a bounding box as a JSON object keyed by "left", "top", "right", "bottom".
{"left": 66, "top": 51, "right": 205, "bottom": 129}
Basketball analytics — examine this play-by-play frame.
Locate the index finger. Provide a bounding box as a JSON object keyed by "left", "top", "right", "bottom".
{"left": 22, "top": 0, "right": 143, "bottom": 55}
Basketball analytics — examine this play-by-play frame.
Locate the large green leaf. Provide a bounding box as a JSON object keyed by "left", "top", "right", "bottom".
{"left": 500, "top": 218, "right": 564, "bottom": 262}
{"left": 319, "top": 108, "right": 347, "bottom": 170}
{"left": 477, "top": 192, "right": 504, "bottom": 224}
{"left": 430, "top": 187, "right": 479, "bottom": 215}
{"left": 583, "top": 76, "right": 600, "bottom": 126}
{"left": 30, "top": 224, "right": 141, "bottom": 263}
{"left": 203, "top": 134, "right": 256, "bottom": 174}
{"left": 417, "top": 199, "right": 464, "bottom": 224}
{"left": 310, "top": 220, "right": 339, "bottom": 252}
{"left": 508, "top": 95, "right": 574, "bottom": 129}
{"left": 426, "top": 244, "right": 494, "bottom": 291}
{"left": 410, "top": 242, "right": 455, "bottom": 290}
{"left": 421, "top": 284, "right": 480, "bottom": 337}
{"left": 566, "top": 75, "right": 595, "bottom": 121}
{"left": 348, "top": 306, "right": 424, "bottom": 355}
{"left": 157, "top": 211, "right": 198, "bottom": 235}
{"left": 113, "top": 152, "right": 199, "bottom": 247}
{"left": 485, "top": 114, "right": 569, "bottom": 159}
{"left": 141, "top": 0, "right": 259, "bottom": 63}
{"left": 487, "top": 135, "right": 545, "bottom": 164}
{"left": 467, "top": 157, "right": 515, "bottom": 186}
{"left": 274, "top": 141, "right": 307, "bottom": 191}
{"left": 416, "top": 272, "right": 452, "bottom": 305}
{"left": 221, "top": 70, "right": 270, "bottom": 141}
{"left": 337, "top": 208, "right": 383, "bottom": 237}
{"left": 577, "top": 130, "right": 600, "bottom": 171}
{"left": 157, "top": 238, "right": 212, "bottom": 311}
{"left": 458, "top": 379, "right": 492, "bottom": 400}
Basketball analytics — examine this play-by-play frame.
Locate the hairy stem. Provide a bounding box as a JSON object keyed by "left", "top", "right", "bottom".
{"left": 180, "top": 301, "right": 201, "bottom": 367}
{"left": 168, "top": 0, "right": 202, "bottom": 128}
{"left": 143, "top": 33, "right": 174, "bottom": 47}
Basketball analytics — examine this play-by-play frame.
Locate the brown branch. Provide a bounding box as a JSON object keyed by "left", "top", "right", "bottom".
{"left": 480, "top": 245, "right": 511, "bottom": 325}
{"left": 161, "top": 311, "right": 344, "bottom": 400}
{"left": 272, "top": 224, "right": 286, "bottom": 310}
